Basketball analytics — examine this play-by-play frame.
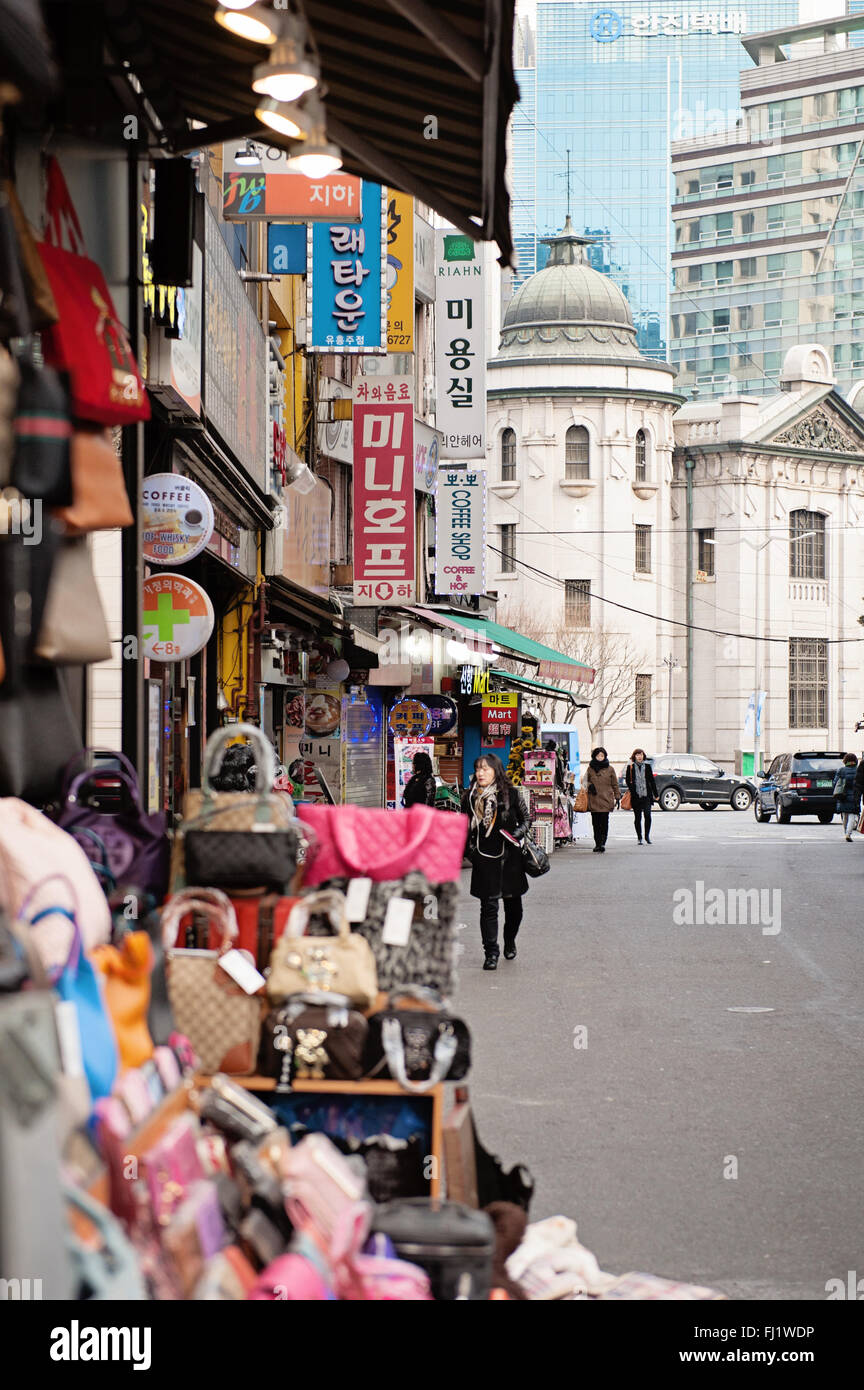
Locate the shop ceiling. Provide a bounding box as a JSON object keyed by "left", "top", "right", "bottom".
{"left": 89, "top": 0, "right": 518, "bottom": 263}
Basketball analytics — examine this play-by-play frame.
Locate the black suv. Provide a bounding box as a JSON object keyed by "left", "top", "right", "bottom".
{"left": 619, "top": 755, "right": 755, "bottom": 812}
{"left": 753, "top": 751, "right": 846, "bottom": 824}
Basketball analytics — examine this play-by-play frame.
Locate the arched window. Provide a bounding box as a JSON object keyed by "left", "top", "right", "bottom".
{"left": 789, "top": 510, "right": 826, "bottom": 579}
{"left": 635, "top": 429, "right": 647, "bottom": 481}
{"left": 501, "top": 427, "right": 516, "bottom": 481}
{"left": 565, "top": 425, "right": 590, "bottom": 480}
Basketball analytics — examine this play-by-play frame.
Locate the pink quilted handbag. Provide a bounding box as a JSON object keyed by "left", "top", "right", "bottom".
{"left": 297, "top": 805, "right": 468, "bottom": 886}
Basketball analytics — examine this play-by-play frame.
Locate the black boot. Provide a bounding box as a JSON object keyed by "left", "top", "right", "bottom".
{"left": 503, "top": 941, "right": 517, "bottom": 960}
{"left": 483, "top": 951, "right": 499, "bottom": 971}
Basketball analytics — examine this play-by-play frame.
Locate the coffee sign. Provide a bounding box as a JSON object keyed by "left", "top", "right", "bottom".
{"left": 141, "top": 474, "right": 214, "bottom": 565}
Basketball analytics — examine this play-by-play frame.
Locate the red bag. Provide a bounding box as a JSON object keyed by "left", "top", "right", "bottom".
{"left": 224, "top": 894, "right": 301, "bottom": 970}
{"left": 37, "top": 158, "right": 150, "bottom": 426}
{"left": 297, "top": 805, "right": 468, "bottom": 886}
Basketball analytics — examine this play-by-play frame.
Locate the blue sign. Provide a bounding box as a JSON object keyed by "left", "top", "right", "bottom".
{"left": 308, "top": 181, "right": 384, "bottom": 352}
{"left": 268, "top": 224, "right": 307, "bottom": 275}
{"left": 590, "top": 8, "right": 622, "bottom": 41}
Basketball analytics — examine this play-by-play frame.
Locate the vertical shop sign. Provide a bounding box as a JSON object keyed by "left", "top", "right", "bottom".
{"left": 434, "top": 467, "right": 487, "bottom": 595}
{"left": 352, "top": 375, "right": 415, "bottom": 606}
{"left": 386, "top": 191, "right": 414, "bottom": 352}
{"left": 308, "top": 181, "right": 386, "bottom": 352}
{"left": 435, "top": 231, "right": 485, "bottom": 458}
{"left": 394, "top": 736, "right": 434, "bottom": 805}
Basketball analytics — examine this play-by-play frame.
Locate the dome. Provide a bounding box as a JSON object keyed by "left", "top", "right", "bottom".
{"left": 498, "top": 218, "right": 645, "bottom": 361}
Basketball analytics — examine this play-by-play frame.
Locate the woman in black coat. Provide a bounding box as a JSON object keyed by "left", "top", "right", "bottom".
{"left": 624, "top": 748, "right": 658, "bottom": 845}
{"left": 461, "top": 753, "right": 529, "bottom": 971}
{"left": 402, "top": 751, "right": 437, "bottom": 807}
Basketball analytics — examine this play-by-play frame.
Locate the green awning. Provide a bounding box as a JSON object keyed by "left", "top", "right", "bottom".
{"left": 452, "top": 615, "right": 595, "bottom": 684}
{"left": 489, "top": 670, "right": 590, "bottom": 707}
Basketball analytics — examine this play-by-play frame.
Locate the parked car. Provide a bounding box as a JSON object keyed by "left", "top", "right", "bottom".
{"left": 753, "top": 751, "right": 846, "bottom": 824}
{"left": 618, "top": 754, "right": 755, "bottom": 811}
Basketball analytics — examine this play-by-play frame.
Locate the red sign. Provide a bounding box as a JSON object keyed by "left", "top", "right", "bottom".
{"left": 352, "top": 376, "right": 415, "bottom": 606}
{"left": 223, "top": 170, "right": 363, "bottom": 221}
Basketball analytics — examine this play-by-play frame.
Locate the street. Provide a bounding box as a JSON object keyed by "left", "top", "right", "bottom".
{"left": 456, "top": 807, "right": 864, "bottom": 1301}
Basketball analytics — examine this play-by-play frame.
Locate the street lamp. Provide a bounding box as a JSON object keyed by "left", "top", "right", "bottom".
{"left": 662, "top": 654, "right": 679, "bottom": 753}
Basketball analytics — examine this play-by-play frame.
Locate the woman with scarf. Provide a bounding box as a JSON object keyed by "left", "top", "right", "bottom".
{"left": 580, "top": 746, "right": 620, "bottom": 853}
{"left": 624, "top": 748, "right": 658, "bottom": 846}
{"left": 461, "top": 754, "right": 530, "bottom": 971}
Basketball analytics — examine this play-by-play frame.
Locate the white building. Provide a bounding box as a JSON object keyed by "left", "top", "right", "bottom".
{"left": 486, "top": 224, "right": 864, "bottom": 769}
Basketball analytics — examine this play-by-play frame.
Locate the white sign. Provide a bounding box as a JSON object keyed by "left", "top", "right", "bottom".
{"left": 435, "top": 467, "right": 487, "bottom": 596}
{"left": 141, "top": 473, "right": 214, "bottom": 566}
{"left": 414, "top": 213, "right": 435, "bottom": 303}
{"left": 142, "top": 573, "right": 214, "bottom": 663}
{"left": 414, "top": 418, "right": 441, "bottom": 493}
{"left": 435, "top": 231, "right": 485, "bottom": 459}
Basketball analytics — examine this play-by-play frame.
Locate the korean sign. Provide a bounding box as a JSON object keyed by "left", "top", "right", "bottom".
{"left": 142, "top": 574, "right": 214, "bottom": 662}
{"left": 386, "top": 190, "right": 414, "bottom": 352}
{"left": 435, "top": 231, "right": 485, "bottom": 458}
{"left": 222, "top": 142, "right": 362, "bottom": 221}
{"left": 352, "top": 375, "right": 415, "bottom": 606}
{"left": 308, "top": 181, "right": 386, "bottom": 353}
{"left": 588, "top": 9, "right": 747, "bottom": 42}
{"left": 435, "top": 468, "right": 487, "bottom": 597}
{"left": 482, "top": 691, "right": 518, "bottom": 740}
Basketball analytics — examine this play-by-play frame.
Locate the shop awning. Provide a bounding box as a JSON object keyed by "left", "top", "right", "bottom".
{"left": 99, "top": 0, "right": 519, "bottom": 263}
{"left": 266, "top": 576, "right": 352, "bottom": 637}
{"left": 489, "top": 670, "right": 590, "bottom": 708}
{"left": 400, "top": 605, "right": 495, "bottom": 656}
{"left": 447, "top": 615, "right": 596, "bottom": 684}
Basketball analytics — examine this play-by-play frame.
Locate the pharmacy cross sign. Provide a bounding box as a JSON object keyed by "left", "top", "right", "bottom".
{"left": 142, "top": 573, "right": 215, "bottom": 663}
{"left": 149, "top": 592, "right": 190, "bottom": 642}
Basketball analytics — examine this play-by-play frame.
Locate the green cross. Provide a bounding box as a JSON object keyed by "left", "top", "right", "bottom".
{"left": 146, "top": 591, "right": 191, "bottom": 642}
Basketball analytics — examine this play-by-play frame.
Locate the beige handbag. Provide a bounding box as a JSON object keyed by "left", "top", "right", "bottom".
{"left": 267, "top": 890, "right": 378, "bottom": 1010}
{"left": 162, "top": 889, "right": 263, "bottom": 1076}
{"left": 35, "top": 535, "right": 112, "bottom": 665}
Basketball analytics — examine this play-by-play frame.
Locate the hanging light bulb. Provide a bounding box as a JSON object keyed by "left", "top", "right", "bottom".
{"left": 234, "top": 139, "right": 262, "bottom": 166}
{"left": 252, "top": 14, "right": 319, "bottom": 104}
{"left": 285, "top": 97, "right": 341, "bottom": 178}
{"left": 214, "top": 3, "right": 279, "bottom": 44}
{"left": 254, "top": 96, "right": 307, "bottom": 140}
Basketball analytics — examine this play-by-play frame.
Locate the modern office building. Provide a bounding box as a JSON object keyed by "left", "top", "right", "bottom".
{"left": 511, "top": 0, "right": 799, "bottom": 359}
{"left": 670, "top": 10, "right": 864, "bottom": 397}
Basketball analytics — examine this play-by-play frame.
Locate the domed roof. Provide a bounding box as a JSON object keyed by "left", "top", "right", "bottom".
{"left": 498, "top": 218, "right": 645, "bottom": 361}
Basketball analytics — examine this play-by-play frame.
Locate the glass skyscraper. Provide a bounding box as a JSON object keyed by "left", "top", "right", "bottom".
{"left": 511, "top": 0, "right": 799, "bottom": 359}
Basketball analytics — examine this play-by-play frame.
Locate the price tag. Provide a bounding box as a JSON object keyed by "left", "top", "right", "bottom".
{"left": 55, "top": 1000, "right": 85, "bottom": 1078}
{"left": 382, "top": 897, "right": 414, "bottom": 947}
{"left": 218, "top": 949, "right": 267, "bottom": 995}
{"left": 345, "top": 877, "right": 373, "bottom": 922}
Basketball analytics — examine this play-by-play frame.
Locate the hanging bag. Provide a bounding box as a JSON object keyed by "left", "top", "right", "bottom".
{"left": 91, "top": 930, "right": 155, "bottom": 1071}
{"left": 267, "top": 890, "right": 378, "bottom": 1010}
{"left": 298, "top": 804, "right": 468, "bottom": 886}
{"left": 53, "top": 752, "right": 169, "bottom": 899}
{"left": 34, "top": 535, "right": 113, "bottom": 665}
{"left": 37, "top": 157, "right": 150, "bottom": 426}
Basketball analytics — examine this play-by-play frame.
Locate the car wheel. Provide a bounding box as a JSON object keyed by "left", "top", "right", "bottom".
{"left": 817, "top": 811, "right": 834, "bottom": 824}
{"left": 731, "top": 787, "right": 752, "bottom": 811}
{"left": 777, "top": 800, "right": 792, "bottom": 824}
{"left": 754, "top": 799, "right": 771, "bottom": 823}
{"left": 699, "top": 803, "right": 718, "bottom": 810}
{"left": 659, "top": 786, "right": 681, "bottom": 812}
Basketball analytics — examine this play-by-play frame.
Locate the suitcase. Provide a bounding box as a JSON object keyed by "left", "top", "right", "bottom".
{"left": 371, "top": 1199, "right": 494, "bottom": 1301}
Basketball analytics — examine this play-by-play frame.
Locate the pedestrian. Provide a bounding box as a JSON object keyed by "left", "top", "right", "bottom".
{"left": 581, "top": 746, "right": 620, "bottom": 853}
{"left": 402, "top": 751, "right": 437, "bottom": 808}
{"left": 461, "top": 753, "right": 530, "bottom": 971}
{"left": 832, "top": 753, "right": 860, "bottom": 841}
{"left": 625, "top": 748, "right": 658, "bottom": 846}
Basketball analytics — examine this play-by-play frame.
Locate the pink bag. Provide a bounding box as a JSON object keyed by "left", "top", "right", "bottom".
{"left": 281, "top": 1134, "right": 372, "bottom": 1261}
{"left": 248, "top": 1245, "right": 334, "bottom": 1301}
{"left": 344, "top": 1254, "right": 433, "bottom": 1301}
{"left": 298, "top": 805, "right": 468, "bottom": 885}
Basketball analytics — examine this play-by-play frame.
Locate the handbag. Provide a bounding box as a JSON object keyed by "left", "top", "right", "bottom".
{"left": 174, "top": 723, "right": 301, "bottom": 894}
{"left": 364, "top": 995, "right": 471, "bottom": 1093}
{"left": 91, "top": 930, "right": 155, "bottom": 1071}
{"left": 162, "top": 889, "right": 263, "bottom": 1076}
{"left": 521, "top": 834, "right": 550, "bottom": 878}
{"left": 37, "top": 157, "right": 150, "bottom": 427}
{"left": 346, "top": 873, "right": 459, "bottom": 996}
{"left": 53, "top": 750, "right": 169, "bottom": 898}
{"left": 0, "top": 665, "right": 83, "bottom": 806}
{"left": 34, "top": 535, "right": 112, "bottom": 665}
{"left": 298, "top": 804, "right": 468, "bottom": 886}
{"left": 54, "top": 426, "right": 134, "bottom": 534}
{"left": 64, "top": 1185, "right": 147, "bottom": 1300}
{"left": 258, "top": 993, "right": 368, "bottom": 1089}
{"left": 0, "top": 179, "right": 58, "bottom": 333}
{"left": 620, "top": 789, "right": 632, "bottom": 811}
{"left": 281, "top": 1133, "right": 372, "bottom": 1262}
{"left": 267, "top": 890, "right": 378, "bottom": 1010}
{"left": 573, "top": 788, "right": 589, "bottom": 813}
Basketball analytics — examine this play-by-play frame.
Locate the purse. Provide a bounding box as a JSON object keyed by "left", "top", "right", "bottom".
{"left": 298, "top": 804, "right": 468, "bottom": 886}
{"left": 0, "top": 665, "right": 83, "bottom": 806}
{"left": 364, "top": 995, "right": 471, "bottom": 1093}
{"left": 91, "top": 930, "right": 155, "bottom": 1071}
{"left": 620, "top": 788, "right": 632, "bottom": 810}
{"left": 345, "top": 873, "right": 459, "bottom": 996}
{"left": 54, "top": 750, "right": 169, "bottom": 898}
{"left": 267, "top": 891, "right": 378, "bottom": 1010}
{"left": 37, "top": 157, "right": 150, "bottom": 427}
{"left": 34, "top": 535, "right": 112, "bottom": 665}
{"left": 54, "top": 426, "right": 134, "bottom": 534}
{"left": 162, "top": 889, "right": 263, "bottom": 1076}
{"left": 258, "top": 993, "right": 368, "bottom": 1089}
{"left": 281, "top": 1133, "right": 372, "bottom": 1262}
{"left": 521, "top": 834, "right": 550, "bottom": 878}
{"left": 573, "top": 788, "right": 589, "bottom": 813}
{"left": 198, "top": 1072, "right": 278, "bottom": 1143}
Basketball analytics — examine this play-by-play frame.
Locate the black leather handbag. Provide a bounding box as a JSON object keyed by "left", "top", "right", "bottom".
{"left": 364, "top": 997, "right": 471, "bottom": 1093}
{"left": 184, "top": 826, "right": 301, "bottom": 892}
{"left": 521, "top": 835, "right": 550, "bottom": 878}
{"left": 0, "top": 665, "right": 83, "bottom": 803}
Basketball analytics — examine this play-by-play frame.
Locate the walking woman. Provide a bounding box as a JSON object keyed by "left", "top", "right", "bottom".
{"left": 402, "top": 750, "right": 437, "bottom": 808}
{"left": 461, "top": 754, "right": 530, "bottom": 970}
{"left": 832, "top": 753, "right": 860, "bottom": 841}
{"left": 625, "top": 748, "right": 658, "bottom": 845}
{"left": 581, "top": 746, "right": 620, "bottom": 853}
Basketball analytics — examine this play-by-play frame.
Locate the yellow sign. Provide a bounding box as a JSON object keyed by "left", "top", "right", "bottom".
{"left": 483, "top": 692, "right": 517, "bottom": 710}
{"left": 386, "top": 190, "right": 414, "bottom": 352}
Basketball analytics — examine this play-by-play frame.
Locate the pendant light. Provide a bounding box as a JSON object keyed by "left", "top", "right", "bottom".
{"left": 254, "top": 96, "right": 307, "bottom": 141}
{"left": 234, "top": 140, "right": 262, "bottom": 166}
{"left": 252, "top": 13, "right": 319, "bottom": 104}
{"left": 285, "top": 96, "right": 341, "bottom": 178}
{"left": 214, "top": 3, "right": 279, "bottom": 45}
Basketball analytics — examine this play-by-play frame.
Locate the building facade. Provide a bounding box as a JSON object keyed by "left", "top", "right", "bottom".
{"left": 670, "top": 9, "right": 864, "bottom": 398}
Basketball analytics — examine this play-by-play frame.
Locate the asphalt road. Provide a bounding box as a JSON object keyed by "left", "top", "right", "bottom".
{"left": 454, "top": 805, "right": 864, "bottom": 1300}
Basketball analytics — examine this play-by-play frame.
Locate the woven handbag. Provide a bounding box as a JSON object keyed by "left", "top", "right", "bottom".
{"left": 162, "top": 889, "right": 262, "bottom": 1076}
{"left": 267, "top": 891, "right": 378, "bottom": 1010}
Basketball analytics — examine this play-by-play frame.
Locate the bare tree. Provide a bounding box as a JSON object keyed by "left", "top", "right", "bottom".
{"left": 498, "top": 602, "right": 647, "bottom": 742}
